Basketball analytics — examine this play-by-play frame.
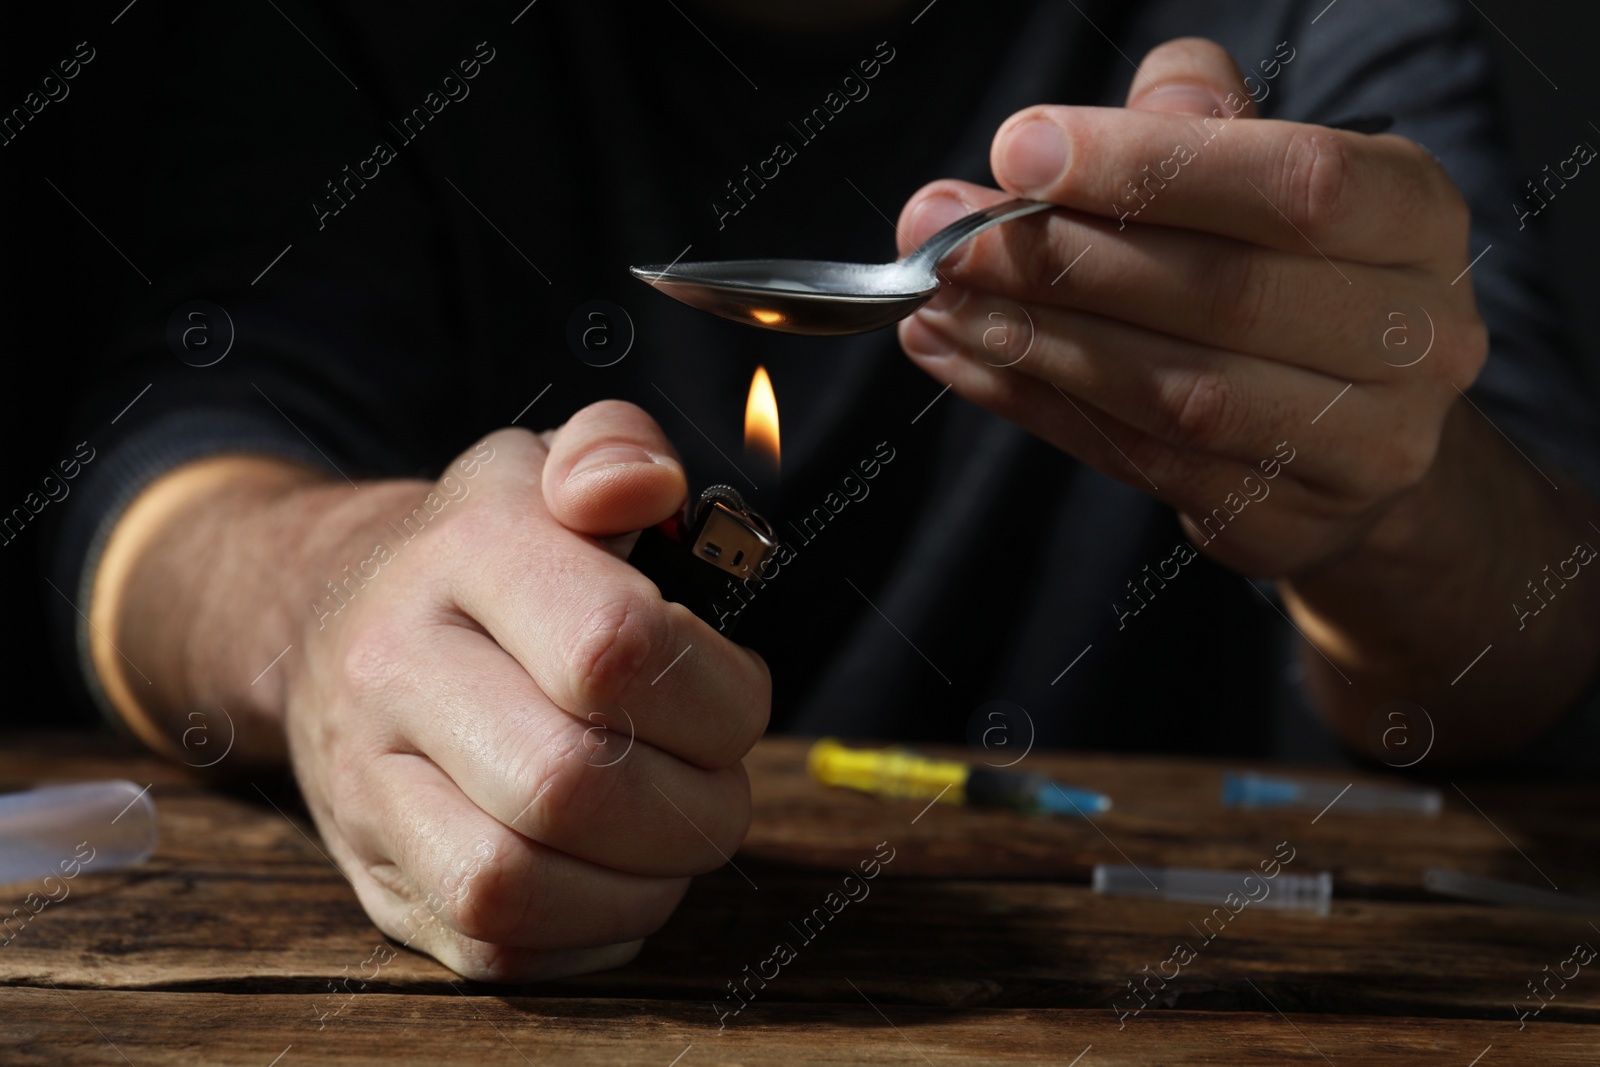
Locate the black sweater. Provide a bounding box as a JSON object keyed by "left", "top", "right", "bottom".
{"left": 41, "top": 0, "right": 1600, "bottom": 768}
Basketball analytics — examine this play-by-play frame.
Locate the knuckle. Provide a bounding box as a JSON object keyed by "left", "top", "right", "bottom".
{"left": 717, "top": 767, "right": 755, "bottom": 858}
{"left": 408, "top": 495, "right": 471, "bottom": 563}
{"left": 1354, "top": 400, "right": 1440, "bottom": 498}
{"left": 1418, "top": 147, "right": 1471, "bottom": 246}
{"left": 428, "top": 500, "right": 480, "bottom": 563}
{"left": 580, "top": 398, "right": 651, "bottom": 424}
{"left": 1146, "top": 36, "right": 1221, "bottom": 63}
{"left": 326, "top": 758, "right": 364, "bottom": 821}
{"left": 1419, "top": 312, "right": 1489, "bottom": 388}
{"left": 338, "top": 623, "right": 411, "bottom": 700}
{"left": 1437, "top": 182, "right": 1472, "bottom": 247}
{"left": 1158, "top": 367, "right": 1238, "bottom": 449}
{"left": 1015, "top": 220, "right": 1065, "bottom": 288}
{"left": 452, "top": 427, "right": 542, "bottom": 490}
{"left": 1199, "top": 243, "right": 1272, "bottom": 341}
{"left": 509, "top": 718, "right": 624, "bottom": 844}
{"left": 681, "top": 768, "right": 752, "bottom": 874}
{"left": 444, "top": 840, "right": 523, "bottom": 944}
{"left": 388, "top": 488, "right": 491, "bottom": 574}
{"left": 1457, "top": 317, "right": 1490, "bottom": 378}
{"left": 743, "top": 652, "right": 774, "bottom": 737}
{"left": 479, "top": 425, "right": 539, "bottom": 456}
{"left": 1383, "top": 428, "right": 1440, "bottom": 494}
{"left": 703, "top": 651, "right": 772, "bottom": 770}
{"left": 562, "top": 588, "right": 663, "bottom": 708}
{"left": 1281, "top": 128, "right": 1351, "bottom": 242}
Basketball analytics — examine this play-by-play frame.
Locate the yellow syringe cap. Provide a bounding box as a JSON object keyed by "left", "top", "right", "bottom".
{"left": 806, "top": 737, "right": 968, "bottom": 801}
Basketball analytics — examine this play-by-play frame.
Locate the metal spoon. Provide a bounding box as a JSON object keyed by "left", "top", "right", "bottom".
{"left": 629, "top": 199, "right": 1054, "bottom": 336}
{"left": 629, "top": 115, "right": 1398, "bottom": 337}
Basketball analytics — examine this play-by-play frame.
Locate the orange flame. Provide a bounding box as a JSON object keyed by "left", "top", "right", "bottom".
{"left": 745, "top": 365, "right": 780, "bottom": 474}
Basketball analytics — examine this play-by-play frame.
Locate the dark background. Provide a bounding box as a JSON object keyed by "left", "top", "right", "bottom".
{"left": 3, "top": 0, "right": 1599, "bottom": 733}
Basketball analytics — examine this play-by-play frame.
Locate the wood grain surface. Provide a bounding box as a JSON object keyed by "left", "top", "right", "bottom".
{"left": 1, "top": 733, "right": 1595, "bottom": 1064}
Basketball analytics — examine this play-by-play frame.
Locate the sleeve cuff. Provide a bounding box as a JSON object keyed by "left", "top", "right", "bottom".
{"left": 55, "top": 409, "right": 340, "bottom": 741}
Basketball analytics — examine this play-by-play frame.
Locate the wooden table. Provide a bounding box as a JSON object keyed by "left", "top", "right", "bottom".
{"left": 2, "top": 733, "right": 1597, "bottom": 1064}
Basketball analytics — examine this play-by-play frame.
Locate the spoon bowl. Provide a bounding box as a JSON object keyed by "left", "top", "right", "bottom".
{"left": 628, "top": 259, "right": 937, "bottom": 335}
{"left": 630, "top": 199, "right": 1053, "bottom": 336}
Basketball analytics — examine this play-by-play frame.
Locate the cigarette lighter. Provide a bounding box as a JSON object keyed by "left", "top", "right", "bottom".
{"left": 628, "top": 485, "right": 777, "bottom": 636}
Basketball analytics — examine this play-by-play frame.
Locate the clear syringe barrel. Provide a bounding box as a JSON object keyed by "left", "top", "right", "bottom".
{"left": 1222, "top": 772, "right": 1441, "bottom": 816}
{"left": 1092, "top": 864, "right": 1332, "bottom": 916}
{"left": 0, "top": 780, "right": 158, "bottom": 886}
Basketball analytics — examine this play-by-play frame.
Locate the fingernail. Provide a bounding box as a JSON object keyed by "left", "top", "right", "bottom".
{"left": 901, "top": 315, "right": 953, "bottom": 361}
{"left": 910, "top": 194, "right": 970, "bottom": 247}
{"left": 998, "top": 118, "right": 1069, "bottom": 193}
{"left": 922, "top": 282, "right": 968, "bottom": 315}
{"left": 568, "top": 445, "right": 660, "bottom": 480}
{"left": 1138, "top": 84, "right": 1228, "bottom": 117}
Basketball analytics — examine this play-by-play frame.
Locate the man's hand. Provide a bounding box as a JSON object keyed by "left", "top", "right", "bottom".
{"left": 107, "top": 401, "right": 770, "bottom": 979}
{"left": 897, "top": 38, "right": 1484, "bottom": 576}
{"left": 895, "top": 39, "right": 1600, "bottom": 759}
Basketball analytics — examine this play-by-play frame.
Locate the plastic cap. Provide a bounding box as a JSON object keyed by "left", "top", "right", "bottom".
{"left": 0, "top": 780, "right": 158, "bottom": 887}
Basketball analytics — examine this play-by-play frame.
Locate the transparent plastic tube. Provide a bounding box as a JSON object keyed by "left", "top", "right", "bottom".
{"left": 0, "top": 781, "right": 158, "bottom": 886}
{"left": 1426, "top": 869, "right": 1600, "bottom": 916}
{"left": 1093, "top": 864, "right": 1332, "bottom": 916}
{"left": 1222, "top": 771, "right": 1441, "bottom": 816}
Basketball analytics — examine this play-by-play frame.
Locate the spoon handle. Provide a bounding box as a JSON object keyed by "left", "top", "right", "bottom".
{"left": 902, "top": 198, "right": 1054, "bottom": 272}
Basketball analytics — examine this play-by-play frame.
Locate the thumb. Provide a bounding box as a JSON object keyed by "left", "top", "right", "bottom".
{"left": 1124, "top": 37, "right": 1260, "bottom": 121}
{"left": 541, "top": 400, "right": 687, "bottom": 538}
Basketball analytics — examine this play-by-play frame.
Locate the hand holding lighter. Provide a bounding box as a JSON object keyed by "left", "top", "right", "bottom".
{"left": 627, "top": 485, "right": 777, "bottom": 635}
